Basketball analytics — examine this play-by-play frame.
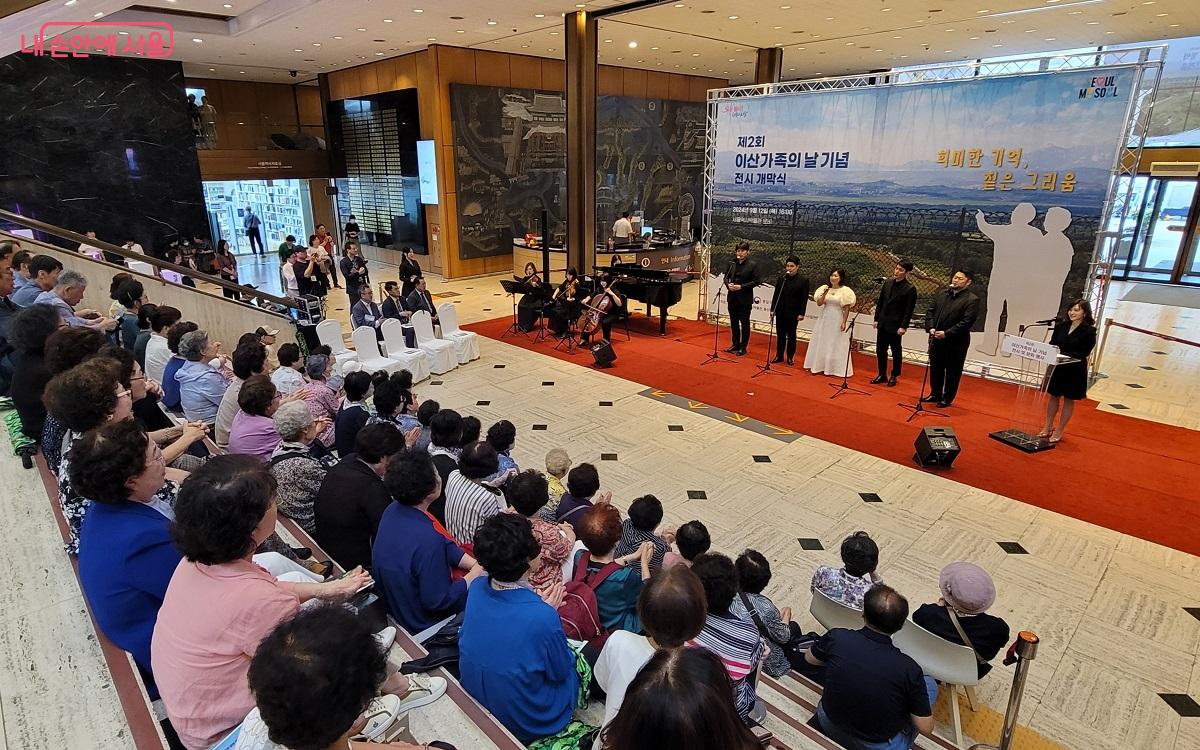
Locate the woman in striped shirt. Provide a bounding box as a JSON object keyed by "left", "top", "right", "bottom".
{"left": 689, "top": 552, "right": 765, "bottom": 721}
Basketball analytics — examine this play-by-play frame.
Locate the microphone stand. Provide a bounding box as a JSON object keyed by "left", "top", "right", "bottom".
{"left": 828, "top": 308, "right": 868, "bottom": 398}
{"left": 753, "top": 308, "right": 790, "bottom": 379}
{"left": 700, "top": 261, "right": 736, "bottom": 367}
{"left": 899, "top": 331, "right": 948, "bottom": 422}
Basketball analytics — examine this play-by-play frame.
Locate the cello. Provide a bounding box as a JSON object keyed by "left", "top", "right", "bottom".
{"left": 577, "top": 277, "right": 618, "bottom": 337}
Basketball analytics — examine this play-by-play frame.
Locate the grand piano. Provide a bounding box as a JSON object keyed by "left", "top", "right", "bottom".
{"left": 602, "top": 263, "right": 690, "bottom": 335}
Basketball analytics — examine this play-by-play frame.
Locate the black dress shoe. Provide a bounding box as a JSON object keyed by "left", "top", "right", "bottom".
{"left": 772, "top": 356, "right": 784, "bottom": 364}
{"left": 724, "top": 345, "right": 739, "bottom": 353}
{"left": 786, "top": 357, "right": 794, "bottom": 366}
{"left": 887, "top": 376, "right": 897, "bottom": 387}
{"left": 870, "top": 375, "right": 887, "bottom": 384}
{"left": 938, "top": 400, "right": 950, "bottom": 408}
{"left": 735, "top": 349, "right": 746, "bottom": 356}
{"left": 920, "top": 395, "right": 941, "bottom": 403}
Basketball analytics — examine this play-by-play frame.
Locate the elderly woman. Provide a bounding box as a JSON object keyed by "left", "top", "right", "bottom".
{"left": 913, "top": 561, "right": 1011, "bottom": 678}
{"left": 366, "top": 370, "right": 419, "bottom": 433}
{"left": 73, "top": 420, "right": 181, "bottom": 697}
{"left": 296, "top": 353, "right": 339, "bottom": 447}
{"left": 175, "top": 329, "right": 232, "bottom": 425}
{"left": 268, "top": 400, "right": 336, "bottom": 534}
{"left": 150, "top": 455, "right": 371, "bottom": 750}
{"left": 228, "top": 374, "right": 283, "bottom": 462}
{"left": 8, "top": 304, "right": 66, "bottom": 441}
{"left": 574, "top": 504, "right": 653, "bottom": 635}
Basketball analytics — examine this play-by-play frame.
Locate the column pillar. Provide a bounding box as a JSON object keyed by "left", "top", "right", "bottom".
{"left": 755, "top": 48, "right": 783, "bottom": 84}
{"left": 565, "top": 10, "right": 598, "bottom": 276}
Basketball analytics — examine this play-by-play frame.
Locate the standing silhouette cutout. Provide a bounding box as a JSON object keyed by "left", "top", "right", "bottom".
{"left": 975, "top": 203, "right": 1045, "bottom": 354}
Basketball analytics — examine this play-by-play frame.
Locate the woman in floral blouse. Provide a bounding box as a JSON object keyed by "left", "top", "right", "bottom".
{"left": 809, "top": 530, "right": 882, "bottom": 609}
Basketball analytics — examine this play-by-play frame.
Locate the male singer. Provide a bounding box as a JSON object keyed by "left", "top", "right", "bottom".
{"left": 724, "top": 242, "right": 760, "bottom": 356}
{"left": 923, "top": 270, "right": 980, "bottom": 408}
{"left": 871, "top": 260, "right": 918, "bottom": 386}
{"left": 770, "top": 255, "right": 810, "bottom": 365}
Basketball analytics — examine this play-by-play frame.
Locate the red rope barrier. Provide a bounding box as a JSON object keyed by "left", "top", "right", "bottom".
{"left": 1106, "top": 319, "right": 1200, "bottom": 348}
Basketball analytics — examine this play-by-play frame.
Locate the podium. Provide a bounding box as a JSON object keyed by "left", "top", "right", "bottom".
{"left": 988, "top": 335, "right": 1078, "bottom": 453}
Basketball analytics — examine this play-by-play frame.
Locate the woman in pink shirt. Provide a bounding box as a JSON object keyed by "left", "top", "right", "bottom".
{"left": 227, "top": 374, "right": 282, "bottom": 462}
{"left": 150, "top": 455, "right": 370, "bottom": 750}
{"left": 297, "top": 353, "right": 339, "bottom": 447}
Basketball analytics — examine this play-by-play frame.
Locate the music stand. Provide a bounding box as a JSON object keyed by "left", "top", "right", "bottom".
{"left": 828, "top": 309, "right": 869, "bottom": 399}
{"left": 753, "top": 312, "right": 790, "bottom": 379}
{"left": 499, "top": 279, "right": 530, "bottom": 339}
{"left": 701, "top": 286, "right": 735, "bottom": 367}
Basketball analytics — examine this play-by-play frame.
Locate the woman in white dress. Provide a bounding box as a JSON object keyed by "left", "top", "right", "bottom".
{"left": 803, "top": 268, "right": 857, "bottom": 376}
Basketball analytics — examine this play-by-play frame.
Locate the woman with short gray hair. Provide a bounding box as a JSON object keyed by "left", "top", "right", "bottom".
{"left": 268, "top": 400, "right": 335, "bottom": 534}
{"left": 296, "top": 353, "right": 338, "bottom": 447}
{"left": 175, "top": 329, "right": 231, "bottom": 425}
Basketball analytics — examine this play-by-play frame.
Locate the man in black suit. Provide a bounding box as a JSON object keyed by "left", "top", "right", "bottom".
{"left": 351, "top": 285, "right": 385, "bottom": 341}
{"left": 724, "top": 242, "right": 760, "bottom": 356}
{"left": 381, "top": 281, "right": 410, "bottom": 321}
{"left": 769, "top": 255, "right": 810, "bottom": 365}
{"left": 405, "top": 275, "right": 439, "bottom": 325}
{"left": 871, "top": 260, "right": 918, "bottom": 386}
{"left": 923, "top": 270, "right": 980, "bottom": 408}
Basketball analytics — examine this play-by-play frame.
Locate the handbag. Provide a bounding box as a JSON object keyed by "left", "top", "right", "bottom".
{"left": 738, "top": 591, "right": 818, "bottom": 669}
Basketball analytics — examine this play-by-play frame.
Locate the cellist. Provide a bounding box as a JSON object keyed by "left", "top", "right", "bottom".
{"left": 578, "top": 272, "right": 624, "bottom": 346}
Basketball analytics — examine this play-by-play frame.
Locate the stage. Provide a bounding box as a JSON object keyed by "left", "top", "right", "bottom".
{"left": 466, "top": 314, "right": 1200, "bottom": 556}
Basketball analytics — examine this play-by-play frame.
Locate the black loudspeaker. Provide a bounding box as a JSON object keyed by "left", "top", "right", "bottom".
{"left": 590, "top": 340, "right": 616, "bottom": 368}
{"left": 914, "top": 426, "right": 960, "bottom": 468}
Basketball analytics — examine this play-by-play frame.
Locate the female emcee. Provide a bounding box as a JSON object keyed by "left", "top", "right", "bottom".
{"left": 1040, "top": 298, "right": 1097, "bottom": 444}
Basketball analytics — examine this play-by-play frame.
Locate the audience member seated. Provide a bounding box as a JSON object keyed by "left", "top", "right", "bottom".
{"left": 593, "top": 565, "right": 707, "bottom": 746}
{"left": 601, "top": 648, "right": 760, "bottom": 750}
{"left": 108, "top": 272, "right": 133, "bottom": 319}
{"left": 240, "top": 604, "right": 454, "bottom": 750}
{"left": 541, "top": 448, "right": 572, "bottom": 521}
{"left": 486, "top": 419, "right": 518, "bottom": 475}
{"left": 334, "top": 369, "right": 374, "bottom": 457}
{"left": 689, "top": 552, "right": 764, "bottom": 721}
{"left": 732, "top": 549, "right": 798, "bottom": 678}
{"left": 373, "top": 449, "right": 482, "bottom": 633}
{"left": 367, "top": 370, "right": 419, "bottom": 433}
{"left": 216, "top": 342, "right": 268, "bottom": 449}
{"left": 804, "top": 584, "right": 936, "bottom": 750}
{"left": 411, "top": 399, "right": 438, "bottom": 454}
{"left": 160, "top": 320, "right": 198, "bottom": 411}
{"left": 458, "top": 415, "right": 481, "bottom": 448}
{"left": 143, "top": 305, "right": 182, "bottom": 384}
{"left": 555, "top": 462, "right": 612, "bottom": 534}
{"left": 314, "top": 423, "right": 406, "bottom": 571}
{"left": 39, "top": 327, "right": 108, "bottom": 467}
{"left": 227, "top": 375, "right": 282, "bottom": 462}
{"left": 132, "top": 303, "right": 156, "bottom": 367}
{"left": 269, "top": 400, "right": 336, "bottom": 534}
{"left": 36, "top": 269, "right": 117, "bottom": 332}
{"left": 575, "top": 504, "right": 652, "bottom": 635}
{"left": 176, "top": 329, "right": 232, "bottom": 425}
{"left": 270, "top": 342, "right": 306, "bottom": 396}
{"left": 664, "top": 519, "right": 711, "bottom": 569}
{"left": 10, "top": 253, "right": 63, "bottom": 307}
{"left": 460, "top": 513, "right": 581, "bottom": 745}
{"left": 115, "top": 279, "right": 147, "bottom": 351}
{"left": 615, "top": 494, "right": 674, "bottom": 571}
{"left": 913, "top": 562, "right": 1010, "bottom": 678}
{"left": 505, "top": 469, "right": 574, "bottom": 595}
{"left": 444, "top": 441, "right": 505, "bottom": 546}
{"left": 427, "top": 408, "right": 463, "bottom": 524}
{"left": 150, "top": 455, "right": 370, "bottom": 750}
{"left": 73, "top": 420, "right": 181, "bottom": 697}
{"left": 8, "top": 304, "right": 63, "bottom": 440}
{"left": 297, "top": 353, "right": 339, "bottom": 446}
{"left": 812, "top": 531, "right": 882, "bottom": 609}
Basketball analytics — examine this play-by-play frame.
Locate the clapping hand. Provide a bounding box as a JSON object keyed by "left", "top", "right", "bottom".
{"left": 780, "top": 606, "right": 793, "bottom": 623}
{"left": 539, "top": 581, "right": 566, "bottom": 609}
{"left": 596, "top": 490, "right": 613, "bottom": 505}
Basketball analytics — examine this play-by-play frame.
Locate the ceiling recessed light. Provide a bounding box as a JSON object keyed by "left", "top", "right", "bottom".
{"left": 674, "top": 3, "right": 685, "bottom": 7}
{"left": 93, "top": 11, "right": 104, "bottom": 18}
{"left": 628, "top": 41, "right": 638, "bottom": 48}
{"left": 223, "top": 3, "right": 232, "bottom": 7}
{"left": 487, "top": 20, "right": 497, "bottom": 25}
{"left": 780, "top": 4, "right": 791, "bottom": 8}
{"left": 992, "top": 43, "right": 1002, "bottom": 47}
{"left": 208, "top": 67, "right": 216, "bottom": 71}
{"left": 970, "top": 36, "right": 980, "bottom": 39}
{"left": 192, "top": 38, "right": 203, "bottom": 43}
{"left": 63, "top": 0, "right": 76, "bottom": 5}
{"left": 1045, "top": 37, "right": 1057, "bottom": 41}
{"left": 893, "top": 35, "right": 902, "bottom": 38}
{"left": 825, "top": 17, "right": 834, "bottom": 21}
{"left": 1156, "top": 13, "right": 1168, "bottom": 17}
{"left": 1105, "top": 31, "right": 1114, "bottom": 34}
{"left": 356, "top": 28, "right": 366, "bottom": 31}
{"left": 535, "top": 13, "right": 545, "bottom": 18}
{"left": 427, "top": 37, "right": 436, "bottom": 41}
{"left": 651, "top": 46, "right": 659, "bottom": 50}
{"left": 456, "top": 29, "right": 465, "bottom": 33}
{"left": 293, "top": 48, "right": 303, "bottom": 52}
{"left": 1087, "top": 21, "right": 1099, "bottom": 24}
{"left": 691, "top": 52, "right": 700, "bottom": 56}
{"left": 333, "top": 35, "right": 342, "bottom": 39}
{"left": 728, "top": 58, "right": 735, "bottom": 61}
{"left": 375, "top": 52, "right": 385, "bottom": 56}
{"left": 728, "top": 15, "right": 739, "bottom": 19}
{"left": 239, "top": 71, "right": 246, "bottom": 74}
{"left": 412, "top": 8, "right": 423, "bottom": 12}
{"left": 383, "top": 19, "right": 393, "bottom": 23}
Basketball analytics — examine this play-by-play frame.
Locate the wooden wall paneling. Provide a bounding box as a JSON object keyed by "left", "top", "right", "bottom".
{"left": 622, "top": 68, "right": 648, "bottom": 99}
{"left": 689, "top": 76, "right": 712, "bottom": 102}
{"left": 357, "top": 63, "right": 380, "bottom": 97}
{"left": 439, "top": 144, "right": 457, "bottom": 197}
{"left": 423, "top": 203, "right": 443, "bottom": 275}
{"left": 645, "top": 71, "right": 670, "bottom": 100}
{"left": 598, "top": 65, "right": 623, "bottom": 96}
{"left": 415, "top": 50, "right": 439, "bottom": 140}
{"left": 371, "top": 58, "right": 398, "bottom": 93}
{"left": 668, "top": 73, "right": 691, "bottom": 102}
{"left": 394, "top": 54, "right": 419, "bottom": 90}
{"left": 256, "top": 83, "right": 298, "bottom": 129}
{"left": 437, "top": 190, "right": 462, "bottom": 277}
{"left": 296, "top": 87, "right": 323, "bottom": 127}
{"left": 473, "top": 50, "right": 511, "bottom": 88}
{"left": 541, "top": 58, "right": 565, "bottom": 92}
{"left": 328, "top": 70, "right": 350, "bottom": 101}
{"left": 509, "top": 54, "right": 542, "bottom": 89}
{"left": 1139, "top": 146, "right": 1200, "bottom": 172}
{"left": 435, "top": 46, "right": 477, "bottom": 146}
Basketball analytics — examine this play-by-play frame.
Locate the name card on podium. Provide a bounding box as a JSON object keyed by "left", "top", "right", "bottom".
{"left": 1000, "top": 335, "right": 1059, "bottom": 364}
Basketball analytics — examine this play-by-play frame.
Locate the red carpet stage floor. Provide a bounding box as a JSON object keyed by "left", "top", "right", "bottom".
{"left": 466, "top": 316, "right": 1200, "bottom": 556}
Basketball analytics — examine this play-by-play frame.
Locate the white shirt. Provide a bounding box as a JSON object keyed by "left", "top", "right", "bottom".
{"left": 123, "top": 242, "right": 144, "bottom": 255}
{"left": 270, "top": 366, "right": 306, "bottom": 396}
{"left": 281, "top": 263, "right": 298, "bottom": 297}
{"left": 144, "top": 334, "right": 171, "bottom": 384}
{"left": 593, "top": 631, "right": 656, "bottom": 749}
{"left": 214, "top": 377, "right": 245, "bottom": 448}
{"left": 612, "top": 217, "right": 633, "bottom": 239}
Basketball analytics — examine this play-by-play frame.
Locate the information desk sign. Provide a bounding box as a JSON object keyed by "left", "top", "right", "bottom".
{"left": 988, "top": 335, "right": 1079, "bottom": 453}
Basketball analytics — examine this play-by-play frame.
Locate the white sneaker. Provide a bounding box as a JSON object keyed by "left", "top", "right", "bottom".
{"left": 398, "top": 674, "right": 448, "bottom": 713}
{"left": 352, "top": 694, "right": 402, "bottom": 742}
{"left": 374, "top": 626, "right": 397, "bottom": 652}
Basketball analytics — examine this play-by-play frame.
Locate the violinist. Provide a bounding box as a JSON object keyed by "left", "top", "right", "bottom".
{"left": 578, "top": 273, "right": 624, "bottom": 345}
{"left": 516, "top": 262, "right": 545, "bottom": 332}
{"left": 548, "top": 267, "right": 582, "bottom": 338}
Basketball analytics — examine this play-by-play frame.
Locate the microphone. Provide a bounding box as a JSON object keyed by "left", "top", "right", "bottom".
{"left": 871, "top": 277, "right": 887, "bottom": 283}
{"left": 1033, "top": 318, "right": 1057, "bottom": 326}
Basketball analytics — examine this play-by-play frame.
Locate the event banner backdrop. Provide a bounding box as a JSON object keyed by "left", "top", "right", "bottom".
{"left": 706, "top": 67, "right": 1136, "bottom": 364}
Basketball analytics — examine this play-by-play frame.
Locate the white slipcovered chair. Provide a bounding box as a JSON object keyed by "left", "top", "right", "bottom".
{"left": 436, "top": 302, "right": 480, "bottom": 363}
{"left": 349, "top": 326, "right": 401, "bottom": 375}
{"left": 315, "top": 319, "right": 358, "bottom": 370}
{"left": 809, "top": 587, "right": 867, "bottom": 632}
{"left": 379, "top": 319, "right": 431, "bottom": 382}
{"left": 410, "top": 310, "right": 457, "bottom": 374}
{"left": 893, "top": 617, "right": 983, "bottom": 747}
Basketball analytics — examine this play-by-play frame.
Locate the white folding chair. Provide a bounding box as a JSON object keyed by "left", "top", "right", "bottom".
{"left": 379, "top": 319, "right": 431, "bottom": 382}
{"left": 893, "top": 618, "right": 983, "bottom": 748}
{"left": 410, "top": 310, "right": 457, "bottom": 374}
{"left": 349, "top": 326, "right": 402, "bottom": 375}
{"left": 316, "top": 319, "right": 358, "bottom": 370}
{"left": 436, "top": 302, "right": 480, "bottom": 363}
{"left": 809, "top": 587, "right": 867, "bottom": 632}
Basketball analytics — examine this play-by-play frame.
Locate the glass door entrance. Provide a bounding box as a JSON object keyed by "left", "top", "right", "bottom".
{"left": 1118, "top": 176, "right": 1200, "bottom": 285}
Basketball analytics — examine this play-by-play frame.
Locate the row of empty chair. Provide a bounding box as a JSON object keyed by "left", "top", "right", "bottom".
{"left": 316, "top": 303, "right": 481, "bottom": 382}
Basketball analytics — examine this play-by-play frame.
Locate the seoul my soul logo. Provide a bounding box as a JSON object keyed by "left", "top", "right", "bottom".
{"left": 1078, "top": 75, "right": 1119, "bottom": 100}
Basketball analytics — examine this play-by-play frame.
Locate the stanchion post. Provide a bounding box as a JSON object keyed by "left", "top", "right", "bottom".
{"left": 969, "top": 631, "right": 1039, "bottom": 750}
{"left": 1091, "top": 317, "right": 1114, "bottom": 382}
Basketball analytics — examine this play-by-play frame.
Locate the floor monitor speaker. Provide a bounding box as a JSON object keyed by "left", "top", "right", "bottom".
{"left": 914, "top": 425, "right": 960, "bottom": 468}
{"left": 590, "top": 340, "right": 616, "bottom": 368}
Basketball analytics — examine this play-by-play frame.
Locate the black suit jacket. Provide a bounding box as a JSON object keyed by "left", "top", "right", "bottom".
{"left": 406, "top": 289, "right": 436, "bottom": 317}
{"left": 1049, "top": 321, "right": 1097, "bottom": 361}
{"left": 381, "top": 296, "right": 407, "bottom": 320}
{"left": 725, "top": 257, "right": 760, "bottom": 305}
{"left": 874, "top": 278, "right": 918, "bottom": 331}
{"left": 770, "top": 273, "right": 810, "bottom": 318}
{"left": 312, "top": 456, "right": 394, "bottom": 571}
{"left": 925, "top": 287, "right": 980, "bottom": 343}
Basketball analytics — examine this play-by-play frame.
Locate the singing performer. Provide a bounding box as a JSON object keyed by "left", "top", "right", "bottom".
{"left": 516, "top": 262, "right": 545, "bottom": 332}
{"left": 769, "top": 255, "right": 810, "bottom": 365}
{"left": 724, "top": 242, "right": 760, "bottom": 356}
{"left": 922, "top": 270, "right": 980, "bottom": 408}
{"left": 1040, "top": 299, "right": 1097, "bottom": 444}
{"left": 578, "top": 273, "right": 624, "bottom": 346}
{"left": 803, "top": 269, "right": 857, "bottom": 376}
{"left": 871, "top": 260, "right": 918, "bottom": 386}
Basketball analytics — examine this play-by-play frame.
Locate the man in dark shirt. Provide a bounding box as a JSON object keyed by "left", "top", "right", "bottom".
{"left": 806, "top": 584, "right": 935, "bottom": 748}
{"left": 923, "top": 269, "right": 980, "bottom": 408}
{"left": 872, "top": 260, "right": 919, "bottom": 386}
{"left": 313, "top": 424, "right": 407, "bottom": 571}
{"left": 723, "top": 242, "right": 760, "bottom": 356}
{"left": 554, "top": 462, "right": 611, "bottom": 535}
{"left": 405, "top": 276, "right": 439, "bottom": 324}
{"left": 769, "top": 255, "right": 810, "bottom": 365}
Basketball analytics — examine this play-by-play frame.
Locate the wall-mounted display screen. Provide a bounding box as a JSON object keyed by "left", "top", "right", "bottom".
{"left": 417, "top": 140, "right": 439, "bottom": 204}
